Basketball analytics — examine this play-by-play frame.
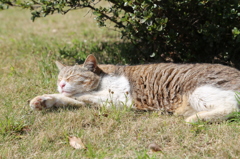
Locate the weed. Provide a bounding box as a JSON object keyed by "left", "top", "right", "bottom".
{"left": 189, "top": 121, "right": 208, "bottom": 135}
{"left": 226, "top": 112, "right": 240, "bottom": 123}
{"left": 0, "top": 115, "right": 29, "bottom": 138}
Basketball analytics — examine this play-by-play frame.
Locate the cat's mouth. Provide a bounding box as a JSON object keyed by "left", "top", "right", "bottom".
{"left": 62, "top": 91, "right": 71, "bottom": 93}
{"left": 61, "top": 90, "right": 74, "bottom": 96}
{"left": 58, "top": 86, "right": 76, "bottom": 96}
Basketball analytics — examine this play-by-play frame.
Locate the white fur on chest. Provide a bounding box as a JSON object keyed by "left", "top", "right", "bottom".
{"left": 99, "top": 75, "right": 132, "bottom": 106}
{"left": 76, "top": 75, "right": 132, "bottom": 107}
{"left": 100, "top": 75, "right": 130, "bottom": 94}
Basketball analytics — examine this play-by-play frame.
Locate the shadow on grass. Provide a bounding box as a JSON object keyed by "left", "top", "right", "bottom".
{"left": 44, "top": 105, "right": 81, "bottom": 113}
{"left": 43, "top": 104, "right": 100, "bottom": 113}
{"left": 58, "top": 39, "right": 240, "bottom": 70}
{"left": 58, "top": 41, "right": 163, "bottom": 65}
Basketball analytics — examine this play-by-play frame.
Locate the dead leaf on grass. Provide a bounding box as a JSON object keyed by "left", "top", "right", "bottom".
{"left": 68, "top": 136, "right": 86, "bottom": 150}
{"left": 100, "top": 113, "right": 109, "bottom": 117}
{"left": 148, "top": 142, "right": 162, "bottom": 152}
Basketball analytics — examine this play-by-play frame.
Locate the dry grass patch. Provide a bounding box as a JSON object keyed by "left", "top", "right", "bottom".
{"left": 0, "top": 8, "right": 240, "bottom": 159}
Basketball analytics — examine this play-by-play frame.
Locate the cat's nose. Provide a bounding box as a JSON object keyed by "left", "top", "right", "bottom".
{"left": 60, "top": 83, "right": 66, "bottom": 88}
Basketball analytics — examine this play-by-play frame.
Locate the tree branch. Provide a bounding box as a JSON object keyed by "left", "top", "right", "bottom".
{"left": 86, "top": 4, "right": 125, "bottom": 29}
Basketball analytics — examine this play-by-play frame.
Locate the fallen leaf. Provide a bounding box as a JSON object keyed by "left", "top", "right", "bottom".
{"left": 100, "top": 113, "right": 109, "bottom": 117}
{"left": 148, "top": 143, "right": 162, "bottom": 152}
{"left": 22, "top": 126, "right": 31, "bottom": 133}
{"left": 69, "top": 136, "right": 86, "bottom": 150}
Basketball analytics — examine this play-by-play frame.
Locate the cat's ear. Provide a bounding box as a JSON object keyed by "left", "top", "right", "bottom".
{"left": 55, "top": 61, "right": 65, "bottom": 70}
{"left": 83, "top": 54, "right": 98, "bottom": 72}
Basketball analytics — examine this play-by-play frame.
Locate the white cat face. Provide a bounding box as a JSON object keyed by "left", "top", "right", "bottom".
{"left": 55, "top": 55, "right": 101, "bottom": 96}
{"left": 57, "top": 65, "right": 101, "bottom": 96}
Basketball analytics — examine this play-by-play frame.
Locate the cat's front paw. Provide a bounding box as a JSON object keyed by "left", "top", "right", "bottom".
{"left": 29, "top": 95, "right": 56, "bottom": 111}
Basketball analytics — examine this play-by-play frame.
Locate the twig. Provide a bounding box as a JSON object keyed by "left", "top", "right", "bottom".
{"left": 86, "top": 4, "right": 125, "bottom": 28}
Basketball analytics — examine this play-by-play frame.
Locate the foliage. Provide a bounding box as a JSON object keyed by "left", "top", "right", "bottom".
{"left": 1, "top": 0, "right": 240, "bottom": 66}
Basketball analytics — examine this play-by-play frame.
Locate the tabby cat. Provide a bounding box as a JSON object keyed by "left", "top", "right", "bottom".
{"left": 30, "top": 54, "right": 240, "bottom": 122}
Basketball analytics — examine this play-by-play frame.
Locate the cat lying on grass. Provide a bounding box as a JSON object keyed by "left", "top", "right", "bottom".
{"left": 30, "top": 54, "right": 240, "bottom": 123}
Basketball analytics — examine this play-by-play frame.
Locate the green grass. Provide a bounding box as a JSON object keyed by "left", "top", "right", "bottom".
{"left": 1, "top": 7, "right": 240, "bottom": 159}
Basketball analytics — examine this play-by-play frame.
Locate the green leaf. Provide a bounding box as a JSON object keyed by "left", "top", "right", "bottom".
{"left": 140, "top": 18, "right": 148, "bottom": 24}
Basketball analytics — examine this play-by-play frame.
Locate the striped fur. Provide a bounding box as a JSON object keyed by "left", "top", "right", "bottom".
{"left": 103, "top": 63, "right": 240, "bottom": 111}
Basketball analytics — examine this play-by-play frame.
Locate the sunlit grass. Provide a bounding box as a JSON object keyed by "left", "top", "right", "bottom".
{"left": 0, "top": 8, "right": 240, "bottom": 158}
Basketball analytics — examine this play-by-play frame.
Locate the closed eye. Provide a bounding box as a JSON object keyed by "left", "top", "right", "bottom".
{"left": 65, "top": 75, "right": 86, "bottom": 82}
{"left": 74, "top": 78, "right": 85, "bottom": 82}
{"left": 76, "top": 80, "right": 90, "bottom": 86}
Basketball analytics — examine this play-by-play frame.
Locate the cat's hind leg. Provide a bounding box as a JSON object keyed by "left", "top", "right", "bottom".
{"left": 186, "top": 85, "right": 239, "bottom": 123}
{"left": 185, "top": 109, "right": 235, "bottom": 123}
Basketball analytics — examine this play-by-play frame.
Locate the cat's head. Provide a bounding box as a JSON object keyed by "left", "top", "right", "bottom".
{"left": 56, "top": 54, "right": 102, "bottom": 96}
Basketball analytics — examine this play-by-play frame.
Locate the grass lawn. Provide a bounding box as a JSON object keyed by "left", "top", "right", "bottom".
{"left": 0, "top": 8, "right": 240, "bottom": 159}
